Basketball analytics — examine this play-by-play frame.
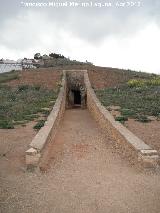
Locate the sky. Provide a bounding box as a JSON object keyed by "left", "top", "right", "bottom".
{"left": 0, "top": 0, "right": 160, "bottom": 73}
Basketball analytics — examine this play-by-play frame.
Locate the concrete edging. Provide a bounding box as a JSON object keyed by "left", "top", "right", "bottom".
{"left": 26, "top": 71, "right": 66, "bottom": 168}
{"left": 84, "top": 71, "right": 159, "bottom": 168}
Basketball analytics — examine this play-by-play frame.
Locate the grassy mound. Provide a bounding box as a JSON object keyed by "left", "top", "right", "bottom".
{"left": 0, "top": 84, "right": 58, "bottom": 129}
{"left": 95, "top": 77, "right": 160, "bottom": 123}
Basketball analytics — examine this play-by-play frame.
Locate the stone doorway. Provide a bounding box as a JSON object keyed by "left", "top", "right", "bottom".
{"left": 72, "top": 90, "right": 81, "bottom": 105}
{"left": 66, "top": 70, "right": 87, "bottom": 109}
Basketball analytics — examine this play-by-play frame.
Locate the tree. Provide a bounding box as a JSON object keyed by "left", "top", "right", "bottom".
{"left": 34, "top": 53, "right": 42, "bottom": 60}
{"left": 49, "top": 53, "right": 65, "bottom": 59}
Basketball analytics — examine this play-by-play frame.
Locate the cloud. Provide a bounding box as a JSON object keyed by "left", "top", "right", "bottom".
{"left": 1, "top": 0, "right": 160, "bottom": 44}
{"left": 0, "top": 0, "right": 160, "bottom": 73}
{"left": 94, "top": 22, "right": 160, "bottom": 73}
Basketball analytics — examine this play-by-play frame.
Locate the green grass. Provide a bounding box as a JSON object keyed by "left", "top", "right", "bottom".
{"left": 95, "top": 82, "right": 160, "bottom": 122}
{"left": 0, "top": 70, "right": 19, "bottom": 83}
{"left": 0, "top": 84, "right": 58, "bottom": 129}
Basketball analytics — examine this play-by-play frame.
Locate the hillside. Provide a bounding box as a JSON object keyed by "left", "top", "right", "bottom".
{"left": 0, "top": 66, "right": 160, "bottom": 213}
{"left": 0, "top": 66, "right": 160, "bottom": 162}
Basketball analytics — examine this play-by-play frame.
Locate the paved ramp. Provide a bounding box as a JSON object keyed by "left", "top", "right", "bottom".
{"left": 40, "top": 109, "right": 126, "bottom": 171}
{"left": 38, "top": 109, "right": 160, "bottom": 213}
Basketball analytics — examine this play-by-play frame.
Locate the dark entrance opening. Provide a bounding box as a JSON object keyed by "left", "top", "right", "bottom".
{"left": 73, "top": 90, "right": 81, "bottom": 105}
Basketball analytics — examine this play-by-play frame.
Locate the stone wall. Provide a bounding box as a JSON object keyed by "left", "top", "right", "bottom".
{"left": 26, "top": 70, "right": 159, "bottom": 169}
{"left": 65, "top": 70, "right": 87, "bottom": 109}
{"left": 84, "top": 71, "right": 159, "bottom": 168}
{"left": 26, "top": 71, "right": 67, "bottom": 169}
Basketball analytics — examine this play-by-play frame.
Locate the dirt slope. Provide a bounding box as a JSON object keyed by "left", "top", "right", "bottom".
{"left": 6, "top": 68, "right": 62, "bottom": 89}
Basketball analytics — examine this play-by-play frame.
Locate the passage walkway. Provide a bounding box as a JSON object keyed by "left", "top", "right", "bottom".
{"left": 39, "top": 109, "right": 160, "bottom": 213}
{"left": 1, "top": 109, "right": 160, "bottom": 213}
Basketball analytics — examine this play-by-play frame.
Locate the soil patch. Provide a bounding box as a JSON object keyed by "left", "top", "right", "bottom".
{"left": 6, "top": 68, "right": 62, "bottom": 89}
{"left": 0, "top": 122, "right": 36, "bottom": 175}
{"left": 1, "top": 109, "right": 160, "bottom": 213}
{"left": 125, "top": 119, "right": 160, "bottom": 153}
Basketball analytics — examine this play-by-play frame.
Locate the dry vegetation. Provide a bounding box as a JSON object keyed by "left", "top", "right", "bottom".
{"left": 93, "top": 68, "right": 160, "bottom": 122}
{"left": 0, "top": 68, "right": 62, "bottom": 129}
{"left": 89, "top": 66, "right": 160, "bottom": 152}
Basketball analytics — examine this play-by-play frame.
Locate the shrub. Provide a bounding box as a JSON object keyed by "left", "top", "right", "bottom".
{"left": 127, "top": 77, "right": 160, "bottom": 88}
{"left": 115, "top": 116, "right": 128, "bottom": 123}
{"left": 148, "top": 78, "right": 160, "bottom": 86}
{"left": 135, "top": 115, "right": 151, "bottom": 123}
{"left": 0, "top": 120, "right": 14, "bottom": 129}
{"left": 18, "top": 84, "right": 29, "bottom": 91}
{"left": 33, "top": 120, "right": 45, "bottom": 130}
{"left": 120, "top": 108, "right": 136, "bottom": 117}
{"left": 34, "top": 85, "right": 41, "bottom": 91}
{"left": 127, "top": 79, "right": 146, "bottom": 88}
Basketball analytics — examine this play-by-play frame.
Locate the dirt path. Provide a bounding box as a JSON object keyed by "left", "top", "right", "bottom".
{"left": 1, "top": 109, "right": 160, "bottom": 213}
{"left": 125, "top": 118, "right": 160, "bottom": 153}
{"left": 0, "top": 122, "right": 37, "bottom": 176}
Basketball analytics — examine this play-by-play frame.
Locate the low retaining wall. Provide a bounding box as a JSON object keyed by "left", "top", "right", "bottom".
{"left": 26, "top": 69, "right": 159, "bottom": 169}
{"left": 84, "top": 71, "right": 159, "bottom": 168}
{"left": 26, "top": 71, "right": 67, "bottom": 168}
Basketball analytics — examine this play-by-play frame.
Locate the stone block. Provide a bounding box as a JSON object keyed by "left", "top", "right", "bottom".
{"left": 138, "top": 149, "right": 159, "bottom": 168}
{"left": 26, "top": 147, "right": 37, "bottom": 156}
{"left": 26, "top": 148, "right": 41, "bottom": 167}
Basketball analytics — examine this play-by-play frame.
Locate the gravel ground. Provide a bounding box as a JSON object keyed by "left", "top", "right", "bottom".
{"left": 1, "top": 109, "right": 160, "bottom": 213}
{"left": 125, "top": 118, "right": 160, "bottom": 153}
{"left": 0, "top": 122, "right": 37, "bottom": 175}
